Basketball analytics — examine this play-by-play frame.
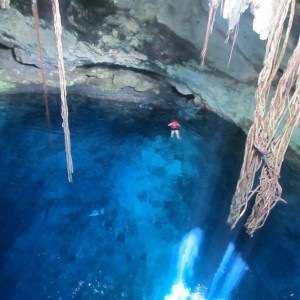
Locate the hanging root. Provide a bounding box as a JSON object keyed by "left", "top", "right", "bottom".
{"left": 52, "top": 0, "right": 74, "bottom": 182}
{"left": 32, "top": 1, "right": 50, "bottom": 125}
{"left": 226, "top": 23, "right": 239, "bottom": 68}
{"left": 245, "top": 167, "right": 286, "bottom": 236}
{"left": 201, "top": 0, "right": 298, "bottom": 235}
{"left": 201, "top": 0, "right": 221, "bottom": 66}
{"left": 227, "top": 0, "right": 300, "bottom": 235}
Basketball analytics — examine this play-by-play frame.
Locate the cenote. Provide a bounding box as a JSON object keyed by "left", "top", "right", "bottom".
{"left": 0, "top": 93, "right": 300, "bottom": 300}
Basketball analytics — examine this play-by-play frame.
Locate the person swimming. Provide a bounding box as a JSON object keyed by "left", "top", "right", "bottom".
{"left": 168, "top": 120, "right": 180, "bottom": 139}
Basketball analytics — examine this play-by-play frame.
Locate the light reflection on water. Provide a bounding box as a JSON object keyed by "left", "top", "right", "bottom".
{"left": 165, "top": 228, "right": 247, "bottom": 300}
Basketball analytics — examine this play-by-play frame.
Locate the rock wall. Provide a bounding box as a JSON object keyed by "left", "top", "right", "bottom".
{"left": 0, "top": 0, "right": 299, "bottom": 160}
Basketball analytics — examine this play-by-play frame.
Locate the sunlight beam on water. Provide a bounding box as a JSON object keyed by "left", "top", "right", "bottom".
{"left": 177, "top": 228, "right": 204, "bottom": 283}
{"left": 217, "top": 255, "right": 247, "bottom": 300}
{"left": 165, "top": 228, "right": 204, "bottom": 300}
{"left": 206, "top": 242, "right": 235, "bottom": 299}
{"left": 164, "top": 282, "right": 190, "bottom": 300}
{"left": 164, "top": 231, "right": 247, "bottom": 300}
{"left": 206, "top": 242, "right": 247, "bottom": 300}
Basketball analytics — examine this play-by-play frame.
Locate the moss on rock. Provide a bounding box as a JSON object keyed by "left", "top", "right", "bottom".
{"left": 0, "top": 81, "right": 15, "bottom": 92}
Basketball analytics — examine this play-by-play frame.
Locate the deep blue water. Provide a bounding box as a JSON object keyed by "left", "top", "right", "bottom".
{"left": 0, "top": 94, "right": 299, "bottom": 300}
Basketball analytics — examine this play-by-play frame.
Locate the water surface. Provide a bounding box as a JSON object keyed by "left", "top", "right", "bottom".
{"left": 0, "top": 94, "right": 299, "bottom": 299}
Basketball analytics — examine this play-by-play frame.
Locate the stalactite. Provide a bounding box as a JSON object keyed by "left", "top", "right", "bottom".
{"left": 31, "top": 0, "right": 50, "bottom": 126}
{"left": 0, "top": 0, "right": 10, "bottom": 9}
{"left": 52, "top": 0, "right": 74, "bottom": 182}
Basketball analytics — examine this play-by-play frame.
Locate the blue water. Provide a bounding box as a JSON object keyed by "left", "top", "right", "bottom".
{"left": 0, "top": 94, "right": 300, "bottom": 299}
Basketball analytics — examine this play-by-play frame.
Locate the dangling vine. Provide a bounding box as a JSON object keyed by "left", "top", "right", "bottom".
{"left": 31, "top": 0, "right": 50, "bottom": 126}
{"left": 52, "top": 0, "right": 73, "bottom": 182}
{"left": 202, "top": 0, "right": 300, "bottom": 235}
{"left": 228, "top": 0, "right": 298, "bottom": 235}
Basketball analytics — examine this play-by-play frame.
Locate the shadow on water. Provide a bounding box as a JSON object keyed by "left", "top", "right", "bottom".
{"left": 0, "top": 94, "right": 300, "bottom": 299}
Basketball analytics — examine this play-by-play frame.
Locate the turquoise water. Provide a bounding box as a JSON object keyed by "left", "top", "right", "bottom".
{"left": 0, "top": 94, "right": 299, "bottom": 299}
